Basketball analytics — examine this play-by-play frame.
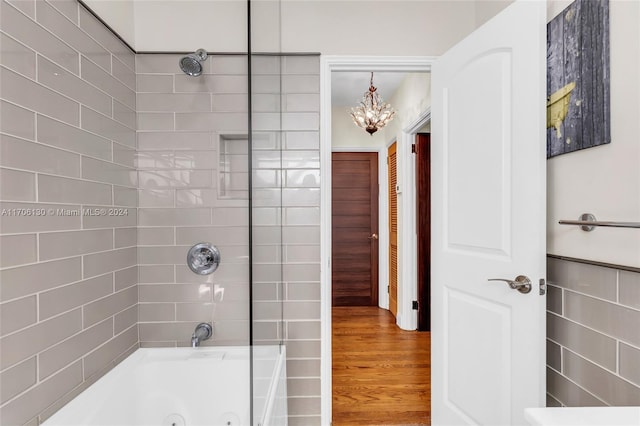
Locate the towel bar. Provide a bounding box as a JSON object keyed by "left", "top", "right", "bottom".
{"left": 559, "top": 213, "right": 640, "bottom": 232}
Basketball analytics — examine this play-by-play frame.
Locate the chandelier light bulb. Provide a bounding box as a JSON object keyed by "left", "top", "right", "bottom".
{"left": 350, "top": 72, "right": 396, "bottom": 135}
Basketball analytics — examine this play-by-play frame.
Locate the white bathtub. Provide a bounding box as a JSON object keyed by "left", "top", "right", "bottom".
{"left": 43, "top": 346, "right": 287, "bottom": 426}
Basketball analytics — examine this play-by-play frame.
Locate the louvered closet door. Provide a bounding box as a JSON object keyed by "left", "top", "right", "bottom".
{"left": 388, "top": 142, "right": 398, "bottom": 318}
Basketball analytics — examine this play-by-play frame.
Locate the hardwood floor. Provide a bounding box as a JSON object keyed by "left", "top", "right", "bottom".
{"left": 332, "top": 306, "right": 431, "bottom": 425}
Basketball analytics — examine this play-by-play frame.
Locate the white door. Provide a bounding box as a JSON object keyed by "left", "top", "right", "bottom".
{"left": 431, "top": 1, "right": 546, "bottom": 425}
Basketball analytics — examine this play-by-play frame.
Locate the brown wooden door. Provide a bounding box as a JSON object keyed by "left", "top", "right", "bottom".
{"left": 331, "top": 152, "right": 379, "bottom": 306}
{"left": 388, "top": 142, "right": 398, "bottom": 318}
{"left": 415, "top": 133, "right": 431, "bottom": 331}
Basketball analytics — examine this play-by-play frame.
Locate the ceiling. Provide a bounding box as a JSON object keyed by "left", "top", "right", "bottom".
{"left": 331, "top": 72, "right": 408, "bottom": 107}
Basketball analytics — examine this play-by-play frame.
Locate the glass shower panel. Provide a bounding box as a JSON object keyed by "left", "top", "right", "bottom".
{"left": 249, "top": 49, "right": 321, "bottom": 424}
{"left": 250, "top": 53, "right": 286, "bottom": 426}
{"left": 251, "top": 54, "right": 285, "bottom": 346}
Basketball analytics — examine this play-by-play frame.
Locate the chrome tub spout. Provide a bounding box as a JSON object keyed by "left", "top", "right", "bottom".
{"left": 191, "top": 323, "right": 213, "bottom": 347}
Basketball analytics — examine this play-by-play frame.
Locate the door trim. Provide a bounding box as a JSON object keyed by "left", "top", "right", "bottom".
{"left": 320, "top": 55, "right": 435, "bottom": 424}
{"left": 399, "top": 110, "right": 431, "bottom": 331}
{"left": 414, "top": 132, "right": 431, "bottom": 331}
{"left": 332, "top": 146, "right": 389, "bottom": 311}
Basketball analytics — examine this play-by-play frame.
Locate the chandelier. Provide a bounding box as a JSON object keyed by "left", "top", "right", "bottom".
{"left": 350, "top": 72, "right": 396, "bottom": 135}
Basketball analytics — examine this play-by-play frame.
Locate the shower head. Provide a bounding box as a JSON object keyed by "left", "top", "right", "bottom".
{"left": 179, "top": 49, "right": 208, "bottom": 76}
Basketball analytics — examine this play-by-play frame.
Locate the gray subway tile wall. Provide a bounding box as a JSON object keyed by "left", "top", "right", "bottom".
{"left": 0, "top": 296, "right": 37, "bottom": 337}
{"left": 36, "top": 1, "right": 110, "bottom": 72}
{"left": 1, "top": 1, "right": 78, "bottom": 75}
{"left": 0, "top": 0, "right": 138, "bottom": 424}
{"left": 546, "top": 257, "right": 640, "bottom": 407}
{"left": 0, "top": 234, "right": 37, "bottom": 268}
{"left": 0, "top": 100, "right": 35, "bottom": 141}
{"left": 619, "top": 343, "right": 640, "bottom": 387}
{"left": 0, "top": 169, "right": 36, "bottom": 202}
{"left": 1, "top": 134, "right": 81, "bottom": 178}
{"left": 136, "top": 53, "right": 250, "bottom": 348}
{"left": 619, "top": 271, "right": 640, "bottom": 309}
{"left": 35, "top": 114, "right": 112, "bottom": 161}
{"left": 1, "top": 68, "right": 80, "bottom": 125}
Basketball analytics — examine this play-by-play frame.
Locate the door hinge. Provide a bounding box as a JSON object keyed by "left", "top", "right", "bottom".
{"left": 539, "top": 278, "right": 546, "bottom": 296}
{"left": 412, "top": 300, "right": 419, "bottom": 310}
{"left": 411, "top": 143, "right": 416, "bottom": 154}
{"left": 386, "top": 156, "right": 389, "bottom": 165}
{"left": 387, "top": 285, "right": 390, "bottom": 293}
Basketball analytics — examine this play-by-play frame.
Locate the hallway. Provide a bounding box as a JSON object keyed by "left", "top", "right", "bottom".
{"left": 332, "top": 307, "right": 431, "bottom": 425}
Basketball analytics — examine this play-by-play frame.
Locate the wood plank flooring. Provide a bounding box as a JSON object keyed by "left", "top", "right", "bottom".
{"left": 332, "top": 306, "right": 431, "bottom": 425}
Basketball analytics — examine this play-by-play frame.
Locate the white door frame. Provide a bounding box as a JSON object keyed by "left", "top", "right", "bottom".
{"left": 399, "top": 110, "right": 431, "bottom": 331}
{"left": 331, "top": 146, "right": 390, "bottom": 311}
{"left": 320, "top": 55, "right": 435, "bottom": 424}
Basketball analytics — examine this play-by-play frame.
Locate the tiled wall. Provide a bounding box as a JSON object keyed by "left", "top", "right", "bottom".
{"left": 546, "top": 256, "right": 640, "bottom": 407}
{"left": 136, "top": 53, "right": 251, "bottom": 346}
{"left": 251, "top": 56, "right": 322, "bottom": 426}
{"left": 0, "top": 1, "right": 138, "bottom": 424}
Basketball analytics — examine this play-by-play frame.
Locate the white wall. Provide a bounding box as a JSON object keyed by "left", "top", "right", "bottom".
{"left": 133, "top": 1, "right": 247, "bottom": 52}
{"left": 84, "top": 0, "right": 247, "bottom": 52}
{"left": 331, "top": 107, "right": 388, "bottom": 148}
{"left": 280, "top": 1, "right": 475, "bottom": 55}
{"left": 383, "top": 73, "right": 431, "bottom": 136}
{"left": 84, "top": 1, "right": 477, "bottom": 55}
{"left": 546, "top": 0, "right": 640, "bottom": 268}
{"left": 83, "top": 0, "right": 135, "bottom": 47}
{"left": 474, "top": 0, "right": 512, "bottom": 28}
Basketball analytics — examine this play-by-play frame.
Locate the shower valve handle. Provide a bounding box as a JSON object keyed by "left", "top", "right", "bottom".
{"left": 488, "top": 275, "right": 532, "bottom": 294}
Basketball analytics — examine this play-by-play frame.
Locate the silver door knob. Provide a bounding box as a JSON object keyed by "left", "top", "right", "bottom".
{"left": 488, "top": 275, "right": 532, "bottom": 294}
{"left": 368, "top": 233, "right": 378, "bottom": 240}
